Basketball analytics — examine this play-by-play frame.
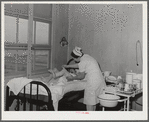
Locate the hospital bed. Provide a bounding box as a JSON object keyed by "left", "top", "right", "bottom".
{"left": 5, "top": 77, "right": 86, "bottom": 111}
{"left": 5, "top": 59, "right": 86, "bottom": 111}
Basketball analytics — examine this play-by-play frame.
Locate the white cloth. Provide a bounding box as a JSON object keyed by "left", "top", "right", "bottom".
{"left": 63, "top": 80, "right": 86, "bottom": 94}
{"left": 78, "top": 54, "right": 106, "bottom": 105}
{"left": 7, "top": 77, "right": 33, "bottom": 95}
{"left": 7, "top": 77, "right": 86, "bottom": 111}
{"left": 47, "top": 76, "right": 67, "bottom": 86}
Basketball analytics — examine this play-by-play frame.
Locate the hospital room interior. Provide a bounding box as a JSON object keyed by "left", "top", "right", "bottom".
{"left": 4, "top": 3, "right": 144, "bottom": 112}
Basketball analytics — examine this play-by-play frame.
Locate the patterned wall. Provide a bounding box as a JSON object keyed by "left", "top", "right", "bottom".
{"left": 68, "top": 4, "right": 142, "bottom": 77}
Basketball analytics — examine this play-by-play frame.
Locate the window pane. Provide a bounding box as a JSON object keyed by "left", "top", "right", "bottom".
{"left": 36, "top": 22, "right": 49, "bottom": 44}
{"left": 32, "top": 50, "right": 49, "bottom": 71}
{"left": 5, "top": 50, "right": 16, "bottom": 74}
{"left": 5, "top": 50, "right": 27, "bottom": 75}
{"left": 18, "top": 18, "right": 28, "bottom": 43}
{"left": 4, "top": 15, "right": 51, "bottom": 76}
{"left": 34, "top": 4, "right": 52, "bottom": 20}
{"left": 5, "top": 15, "right": 16, "bottom": 43}
{"left": 17, "top": 50, "right": 27, "bottom": 72}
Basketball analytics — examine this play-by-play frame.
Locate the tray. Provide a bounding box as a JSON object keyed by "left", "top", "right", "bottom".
{"left": 117, "top": 90, "right": 134, "bottom": 95}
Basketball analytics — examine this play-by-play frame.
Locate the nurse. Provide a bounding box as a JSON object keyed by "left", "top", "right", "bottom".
{"left": 63, "top": 47, "right": 106, "bottom": 111}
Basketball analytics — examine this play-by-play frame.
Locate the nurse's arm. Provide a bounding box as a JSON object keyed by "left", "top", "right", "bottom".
{"left": 67, "top": 72, "right": 86, "bottom": 81}
{"left": 63, "top": 63, "right": 79, "bottom": 69}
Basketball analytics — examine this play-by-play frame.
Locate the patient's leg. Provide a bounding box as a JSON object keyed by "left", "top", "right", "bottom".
{"left": 48, "top": 67, "right": 71, "bottom": 79}
{"left": 40, "top": 74, "right": 53, "bottom": 83}
{"left": 53, "top": 68, "right": 59, "bottom": 73}
{"left": 47, "top": 74, "right": 53, "bottom": 81}
{"left": 49, "top": 68, "right": 66, "bottom": 78}
{"left": 48, "top": 69, "right": 57, "bottom": 78}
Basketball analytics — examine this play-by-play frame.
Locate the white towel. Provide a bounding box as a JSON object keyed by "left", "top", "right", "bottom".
{"left": 7, "top": 77, "right": 33, "bottom": 95}
{"left": 50, "top": 85, "right": 63, "bottom": 96}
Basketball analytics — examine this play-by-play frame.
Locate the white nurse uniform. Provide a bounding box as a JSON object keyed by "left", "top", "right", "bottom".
{"left": 78, "top": 54, "right": 106, "bottom": 105}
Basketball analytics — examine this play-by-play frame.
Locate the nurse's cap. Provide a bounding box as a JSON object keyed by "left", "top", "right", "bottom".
{"left": 72, "top": 46, "right": 83, "bottom": 57}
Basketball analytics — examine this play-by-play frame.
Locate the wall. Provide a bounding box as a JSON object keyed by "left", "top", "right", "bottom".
{"left": 68, "top": 4, "right": 142, "bottom": 77}
{"left": 52, "top": 4, "right": 69, "bottom": 70}
{"left": 68, "top": 4, "right": 143, "bottom": 111}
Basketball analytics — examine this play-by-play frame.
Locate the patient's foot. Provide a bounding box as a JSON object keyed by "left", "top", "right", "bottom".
{"left": 53, "top": 68, "right": 59, "bottom": 73}
{"left": 48, "top": 69, "right": 53, "bottom": 73}
{"left": 48, "top": 69, "right": 56, "bottom": 78}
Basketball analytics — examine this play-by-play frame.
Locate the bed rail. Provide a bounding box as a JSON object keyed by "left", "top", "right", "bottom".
{"left": 5, "top": 81, "right": 54, "bottom": 111}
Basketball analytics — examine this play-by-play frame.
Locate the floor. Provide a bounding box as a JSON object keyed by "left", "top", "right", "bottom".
{"left": 58, "top": 83, "right": 126, "bottom": 111}
{"left": 7, "top": 97, "right": 124, "bottom": 111}
{"left": 58, "top": 101, "right": 124, "bottom": 111}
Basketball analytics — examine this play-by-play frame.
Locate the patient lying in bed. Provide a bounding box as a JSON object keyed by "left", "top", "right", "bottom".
{"left": 41, "top": 68, "right": 79, "bottom": 86}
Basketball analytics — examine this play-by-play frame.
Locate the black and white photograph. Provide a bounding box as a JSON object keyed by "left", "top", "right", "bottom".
{"left": 1, "top": 1, "right": 148, "bottom": 121}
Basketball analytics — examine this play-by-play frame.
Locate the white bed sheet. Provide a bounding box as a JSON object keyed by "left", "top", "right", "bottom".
{"left": 8, "top": 77, "right": 86, "bottom": 111}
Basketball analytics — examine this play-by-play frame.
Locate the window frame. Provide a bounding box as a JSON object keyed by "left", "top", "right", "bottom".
{"left": 4, "top": 5, "right": 52, "bottom": 77}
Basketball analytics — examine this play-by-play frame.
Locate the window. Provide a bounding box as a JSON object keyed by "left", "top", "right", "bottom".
{"left": 5, "top": 15, "right": 16, "bottom": 43}
{"left": 35, "top": 22, "right": 49, "bottom": 45}
{"left": 18, "top": 18, "right": 28, "bottom": 44}
{"left": 32, "top": 50, "right": 49, "bottom": 71}
{"left": 5, "top": 5, "right": 52, "bottom": 77}
{"left": 31, "top": 21, "right": 50, "bottom": 72}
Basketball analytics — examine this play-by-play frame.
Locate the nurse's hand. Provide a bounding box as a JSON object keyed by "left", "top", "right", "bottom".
{"left": 66, "top": 76, "right": 74, "bottom": 82}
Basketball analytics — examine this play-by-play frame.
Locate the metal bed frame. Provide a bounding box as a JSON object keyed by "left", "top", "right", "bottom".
{"left": 5, "top": 81, "right": 54, "bottom": 111}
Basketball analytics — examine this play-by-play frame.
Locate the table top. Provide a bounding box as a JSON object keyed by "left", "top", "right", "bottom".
{"left": 104, "top": 86, "right": 142, "bottom": 97}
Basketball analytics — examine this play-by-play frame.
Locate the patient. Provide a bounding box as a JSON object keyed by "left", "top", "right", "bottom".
{"left": 41, "top": 67, "right": 78, "bottom": 86}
